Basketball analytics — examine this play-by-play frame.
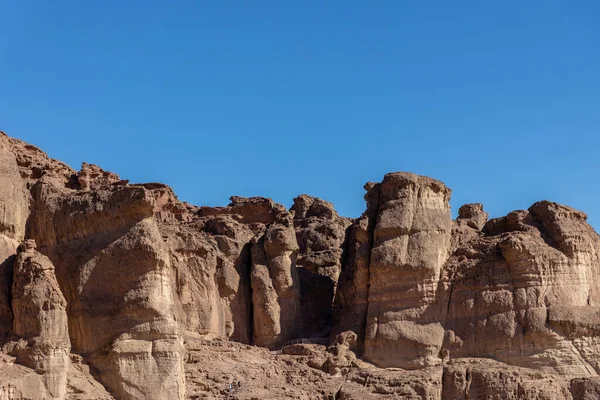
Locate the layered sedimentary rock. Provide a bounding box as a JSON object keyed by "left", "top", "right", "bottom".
{"left": 26, "top": 165, "right": 185, "bottom": 400}
{"left": 0, "top": 130, "right": 599, "bottom": 399}
{"left": 362, "top": 173, "right": 453, "bottom": 368}
{"left": 334, "top": 172, "right": 600, "bottom": 377}
{"left": 443, "top": 201, "right": 600, "bottom": 376}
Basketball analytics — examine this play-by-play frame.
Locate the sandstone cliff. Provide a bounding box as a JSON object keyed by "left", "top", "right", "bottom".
{"left": 0, "top": 131, "right": 599, "bottom": 399}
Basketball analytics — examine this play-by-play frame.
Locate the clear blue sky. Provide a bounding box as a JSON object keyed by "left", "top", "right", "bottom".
{"left": 1, "top": 1, "right": 599, "bottom": 228}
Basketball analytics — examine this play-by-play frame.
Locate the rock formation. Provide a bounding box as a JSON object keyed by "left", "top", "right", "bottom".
{"left": 292, "top": 195, "right": 351, "bottom": 338}
{"left": 10, "top": 240, "right": 70, "bottom": 399}
{"left": 0, "top": 130, "right": 599, "bottom": 399}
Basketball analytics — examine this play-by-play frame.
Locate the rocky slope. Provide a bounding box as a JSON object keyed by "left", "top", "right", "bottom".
{"left": 0, "top": 131, "right": 599, "bottom": 399}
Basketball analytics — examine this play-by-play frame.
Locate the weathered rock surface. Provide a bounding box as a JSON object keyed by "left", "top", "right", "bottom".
{"left": 362, "top": 173, "right": 453, "bottom": 369}
{"left": 10, "top": 240, "right": 70, "bottom": 399}
{"left": 0, "top": 130, "right": 599, "bottom": 399}
{"left": 251, "top": 212, "right": 301, "bottom": 348}
{"left": 443, "top": 201, "right": 600, "bottom": 376}
{"left": 292, "top": 195, "right": 351, "bottom": 338}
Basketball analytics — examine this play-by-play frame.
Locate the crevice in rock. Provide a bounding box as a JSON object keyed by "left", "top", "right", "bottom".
{"left": 246, "top": 241, "right": 254, "bottom": 346}
{"left": 361, "top": 184, "right": 381, "bottom": 351}
{"left": 465, "top": 367, "right": 472, "bottom": 400}
{"left": 334, "top": 385, "right": 343, "bottom": 400}
{"left": 444, "top": 282, "right": 454, "bottom": 326}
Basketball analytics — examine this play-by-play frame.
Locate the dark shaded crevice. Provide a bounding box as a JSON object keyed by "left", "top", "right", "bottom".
{"left": 361, "top": 183, "right": 382, "bottom": 350}
{"left": 465, "top": 367, "right": 472, "bottom": 400}
{"left": 334, "top": 385, "right": 343, "bottom": 400}
{"left": 246, "top": 241, "right": 254, "bottom": 346}
{"left": 0, "top": 254, "right": 16, "bottom": 343}
{"left": 332, "top": 220, "right": 354, "bottom": 308}
{"left": 444, "top": 282, "right": 454, "bottom": 326}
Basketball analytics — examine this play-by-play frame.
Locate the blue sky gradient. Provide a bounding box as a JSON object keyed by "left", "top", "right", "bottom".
{"left": 1, "top": 1, "right": 599, "bottom": 227}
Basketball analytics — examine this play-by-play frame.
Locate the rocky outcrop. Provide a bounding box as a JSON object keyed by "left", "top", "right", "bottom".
{"left": 444, "top": 201, "right": 600, "bottom": 376}
{"left": 334, "top": 173, "right": 454, "bottom": 367}
{"left": 0, "top": 133, "right": 29, "bottom": 342}
{"left": 251, "top": 212, "right": 301, "bottom": 348}
{"left": 331, "top": 181, "right": 381, "bottom": 352}
{"left": 362, "top": 173, "right": 452, "bottom": 368}
{"left": 0, "top": 130, "right": 599, "bottom": 399}
{"left": 292, "top": 194, "right": 351, "bottom": 338}
{"left": 10, "top": 240, "right": 70, "bottom": 399}
{"left": 23, "top": 161, "right": 185, "bottom": 399}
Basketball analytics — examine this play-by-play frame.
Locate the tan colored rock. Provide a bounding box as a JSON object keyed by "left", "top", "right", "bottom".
{"left": 251, "top": 213, "right": 301, "bottom": 348}
{"left": 0, "top": 133, "right": 29, "bottom": 242}
{"left": 363, "top": 172, "right": 452, "bottom": 368}
{"left": 159, "top": 196, "right": 283, "bottom": 344}
{"left": 442, "top": 358, "right": 573, "bottom": 399}
{"left": 164, "top": 214, "right": 254, "bottom": 343}
{"left": 26, "top": 178, "right": 185, "bottom": 399}
{"left": 449, "top": 203, "right": 488, "bottom": 254}
{"left": 0, "top": 131, "right": 599, "bottom": 399}
{"left": 11, "top": 240, "right": 70, "bottom": 399}
{"left": 457, "top": 203, "right": 488, "bottom": 230}
{"left": 0, "top": 133, "right": 30, "bottom": 343}
{"left": 443, "top": 201, "right": 600, "bottom": 376}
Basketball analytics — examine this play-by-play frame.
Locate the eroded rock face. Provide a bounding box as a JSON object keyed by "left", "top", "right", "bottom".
{"left": 11, "top": 240, "right": 70, "bottom": 399}
{"left": 292, "top": 195, "right": 351, "bottom": 338}
{"left": 441, "top": 358, "right": 574, "bottom": 400}
{"left": 334, "top": 173, "right": 453, "bottom": 367}
{"left": 251, "top": 213, "right": 301, "bottom": 348}
{"left": 0, "top": 130, "right": 599, "bottom": 399}
{"left": 334, "top": 172, "right": 600, "bottom": 378}
{"left": 444, "top": 201, "right": 600, "bottom": 376}
{"left": 363, "top": 173, "right": 452, "bottom": 368}
{"left": 331, "top": 181, "right": 381, "bottom": 353}
{"left": 0, "top": 133, "right": 29, "bottom": 342}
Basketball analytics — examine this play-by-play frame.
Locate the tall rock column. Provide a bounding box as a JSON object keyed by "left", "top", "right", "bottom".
{"left": 12, "top": 240, "right": 70, "bottom": 400}
{"left": 251, "top": 213, "right": 301, "bottom": 348}
{"left": 363, "top": 172, "right": 452, "bottom": 368}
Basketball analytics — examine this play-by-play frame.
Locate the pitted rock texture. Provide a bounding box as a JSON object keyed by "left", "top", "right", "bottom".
{"left": 0, "top": 130, "right": 599, "bottom": 399}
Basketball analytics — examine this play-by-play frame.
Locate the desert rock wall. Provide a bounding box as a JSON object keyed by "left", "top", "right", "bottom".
{"left": 0, "top": 130, "right": 599, "bottom": 399}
